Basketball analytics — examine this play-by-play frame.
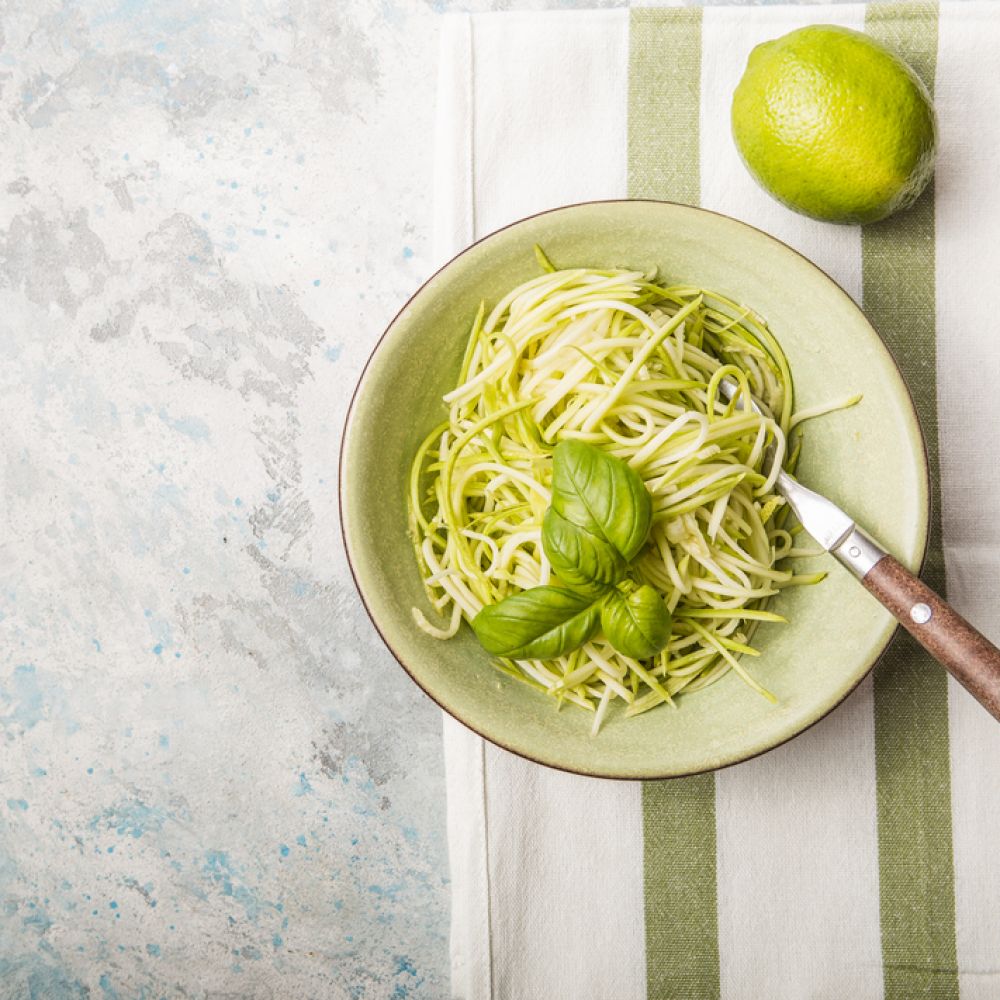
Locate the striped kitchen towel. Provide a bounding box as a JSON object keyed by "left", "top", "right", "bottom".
{"left": 434, "top": 4, "right": 1000, "bottom": 998}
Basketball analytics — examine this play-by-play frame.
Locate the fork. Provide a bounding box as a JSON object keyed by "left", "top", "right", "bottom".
{"left": 719, "top": 378, "right": 1000, "bottom": 721}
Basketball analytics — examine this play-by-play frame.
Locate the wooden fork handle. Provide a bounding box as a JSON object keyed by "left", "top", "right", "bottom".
{"left": 862, "top": 555, "right": 1000, "bottom": 721}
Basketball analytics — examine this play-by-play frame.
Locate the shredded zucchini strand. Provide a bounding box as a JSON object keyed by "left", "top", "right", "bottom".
{"left": 408, "top": 263, "right": 849, "bottom": 732}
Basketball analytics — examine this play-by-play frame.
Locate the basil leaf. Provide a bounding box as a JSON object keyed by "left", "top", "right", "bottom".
{"left": 550, "top": 440, "right": 652, "bottom": 563}
{"left": 601, "top": 583, "right": 673, "bottom": 660}
{"left": 542, "top": 507, "right": 624, "bottom": 595}
{"left": 471, "top": 586, "right": 601, "bottom": 660}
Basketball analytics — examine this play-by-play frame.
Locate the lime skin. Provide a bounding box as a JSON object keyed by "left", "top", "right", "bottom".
{"left": 731, "top": 24, "right": 937, "bottom": 225}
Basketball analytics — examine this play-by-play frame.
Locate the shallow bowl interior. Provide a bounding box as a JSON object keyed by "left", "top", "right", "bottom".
{"left": 340, "top": 201, "right": 927, "bottom": 779}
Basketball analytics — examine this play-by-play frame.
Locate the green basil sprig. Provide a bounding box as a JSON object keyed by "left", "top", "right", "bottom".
{"left": 470, "top": 440, "right": 673, "bottom": 664}
{"left": 548, "top": 438, "right": 652, "bottom": 564}
{"left": 471, "top": 586, "right": 601, "bottom": 660}
{"left": 600, "top": 582, "right": 673, "bottom": 660}
{"left": 541, "top": 507, "right": 625, "bottom": 595}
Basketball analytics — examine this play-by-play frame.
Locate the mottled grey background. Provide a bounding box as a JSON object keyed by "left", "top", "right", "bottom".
{"left": 0, "top": 1, "right": 874, "bottom": 998}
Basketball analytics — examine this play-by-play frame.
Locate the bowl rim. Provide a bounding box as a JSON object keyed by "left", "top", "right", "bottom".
{"left": 339, "top": 198, "right": 931, "bottom": 781}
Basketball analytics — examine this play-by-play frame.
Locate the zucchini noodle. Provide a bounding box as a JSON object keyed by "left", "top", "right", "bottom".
{"left": 408, "top": 257, "right": 839, "bottom": 732}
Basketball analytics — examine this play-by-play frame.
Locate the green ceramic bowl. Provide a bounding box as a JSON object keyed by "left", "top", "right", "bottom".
{"left": 340, "top": 201, "right": 928, "bottom": 779}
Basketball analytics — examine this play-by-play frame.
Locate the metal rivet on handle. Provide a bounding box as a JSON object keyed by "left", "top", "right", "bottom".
{"left": 848, "top": 546, "right": 861, "bottom": 558}
{"left": 910, "top": 603, "right": 932, "bottom": 625}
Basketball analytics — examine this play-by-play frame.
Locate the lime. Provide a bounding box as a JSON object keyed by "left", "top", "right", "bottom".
{"left": 731, "top": 24, "right": 937, "bottom": 225}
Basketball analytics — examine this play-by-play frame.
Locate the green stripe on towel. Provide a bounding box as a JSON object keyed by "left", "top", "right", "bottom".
{"left": 629, "top": 10, "right": 721, "bottom": 1000}
{"left": 863, "top": 4, "right": 960, "bottom": 998}
{"left": 629, "top": 9, "right": 703, "bottom": 208}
